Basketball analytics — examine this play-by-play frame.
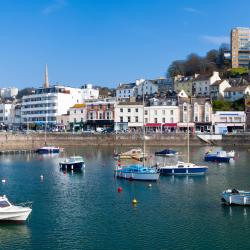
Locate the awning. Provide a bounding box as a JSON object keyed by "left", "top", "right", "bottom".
{"left": 195, "top": 122, "right": 212, "bottom": 126}
{"left": 145, "top": 123, "right": 162, "bottom": 127}
{"left": 162, "top": 123, "right": 177, "bottom": 127}
{"left": 178, "top": 122, "right": 195, "bottom": 127}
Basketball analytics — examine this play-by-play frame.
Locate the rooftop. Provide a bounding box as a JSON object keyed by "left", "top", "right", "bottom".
{"left": 224, "top": 85, "right": 250, "bottom": 92}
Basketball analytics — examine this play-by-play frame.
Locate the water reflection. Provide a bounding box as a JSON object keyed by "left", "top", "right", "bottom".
{"left": 163, "top": 175, "right": 207, "bottom": 185}
{"left": 222, "top": 205, "right": 250, "bottom": 218}
{"left": 0, "top": 224, "right": 31, "bottom": 246}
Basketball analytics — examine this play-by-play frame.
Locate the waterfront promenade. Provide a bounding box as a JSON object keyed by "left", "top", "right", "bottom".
{"left": 0, "top": 132, "right": 250, "bottom": 151}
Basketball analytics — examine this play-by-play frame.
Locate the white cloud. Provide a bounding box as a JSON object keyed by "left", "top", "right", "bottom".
{"left": 42, "top": 0, "right": 67, "bottom": 14}
{"left": 183, "top": 7, "right": 201, "bottom": 14}
{"left": 201, "top": 35, "right": 230, "bottom": 45}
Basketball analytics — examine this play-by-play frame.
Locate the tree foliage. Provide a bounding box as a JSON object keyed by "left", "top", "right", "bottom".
{"left": 167, "top": 44, "right": 230, "bottom": 77}
{"left": 212, "top": 98, "right": 245, "bottom": 111}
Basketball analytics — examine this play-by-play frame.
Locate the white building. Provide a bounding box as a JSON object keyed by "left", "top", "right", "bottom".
{"left": 116, "top": 82, "right": 138, "bottom": 100}
{"left": 69, "top": 103, "right": 87, "bottom": 131}
{"left": 21, "top": 66, "right": 87, "bottom": 126}
{"left": 137, "top": 79, "right": 159, "bottom": 96}
{"left": 114, "top": 101, "right": 179, "bottom": 132}
{"left": 210, "top": 80, "right": 231, "bottom": 100}
{"left": 81, "top": 84, "right": 99, "bottom": 100}
{"left": 114, "top": 103, "right": 143, "bottom": 131}
{"left": 0, "top": 103, "right": 13, "bottom": 126}
{"left": 0, "top": 87, "right": 18, "bottom": 99}
{"left": 213, "top": 111, "right": 246, "bottom": 134}
{"left": 21, "top": 85, "right": 85, "bottom": 125}
{"left": 224, "top": 85, "right": 250, "bottom": 101}
{"left": 193, "top": 71, "right": 221, "bottom": 97}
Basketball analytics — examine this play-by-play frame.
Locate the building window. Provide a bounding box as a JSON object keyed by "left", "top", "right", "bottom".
{"left": 162, "top": 110, "right": 165, "bottom": 115}
{"left": 183, "top": 105, "right": 187, "bottom": 111}
{"left": 135, "top": 108, "right": 138, "bottom": 112}
{"left": 120, "top": 117, "right": 123, "bottom": 123}
{"left": 170, "top": 110, "right": 173, "bottom": 115}
{"left": 162, "top": 118, "right": 166, "bottom": 123}
{"left": 145, "top": 118, "right": 148, "bottom": 123}
{"left": 81, "top": 118, "right": 83, "bottom": 122}
{"left": 120, "top": 108, "right": 123, "bottom": 113}
{"left": 154, "top": 118, "right": 157, "bottom": 123}
{"left": 154, "top": 110, "right": 157, "bottom": 115}
{"left": 74, "top": 110, "right": 76, "bottom": 114}
{"left": 145, "top": 110, "right": 148, "bottom": 115}
{"left": 170, "top": 117, "right": 173, "bottom": 123}
{"left": 74, "top": 118, "right": 76, "bottom": 123}
{"left": 135, "top": 116, "right": 138, "bottom": 122}
{"left": 128, "top": 116, "right": 131, "bottom": 122}
{"left": 81, "top": 109, "right": 83, "bottom": 113}
{"left": 99, "top": 113, "right": 103, "bottom": 119}
{"left": 195, "top": 116, "right": 198, "bottom": 122}
{"left": 128, "top": 108, "right": 131, "bottom": 112}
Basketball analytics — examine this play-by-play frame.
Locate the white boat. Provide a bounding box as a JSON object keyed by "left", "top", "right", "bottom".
{"left": 221, "top": 189, "right": 250, "bottom": 205}
{"left": 0, "top": 195, "right": 32, "bottom": 222}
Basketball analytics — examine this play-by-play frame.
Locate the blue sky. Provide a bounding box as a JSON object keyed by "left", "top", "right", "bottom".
{"left": 0, "top": 0, "right": 250, "bottom": 88}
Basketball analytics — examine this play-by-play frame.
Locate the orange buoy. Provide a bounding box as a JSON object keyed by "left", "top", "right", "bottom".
{"left": 118, "top": 187, "right": 122, "bottom": 193}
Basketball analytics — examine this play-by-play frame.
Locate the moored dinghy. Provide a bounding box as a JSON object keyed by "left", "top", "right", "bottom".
{"left": 155, "top": 149, "right": 178, "bottom": 157}
{"left": 59, "top": 156, "right": 85, "bottom": 171}
{"left": 221, "top": 189, "right": 250, "bottom": 205}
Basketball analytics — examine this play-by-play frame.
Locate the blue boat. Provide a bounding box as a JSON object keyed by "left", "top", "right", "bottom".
{"left": 115, "top": 164, "right": 160, "bottom": 181}
{"left": 59, "top": 156, "right": 85, "bottom": 171}
{"left": 159, "top": 162, "right": 208, "bottom": 175}
{"left": 204, "top": 151, "right": 230, "bottom": 163}
{"left": 36, "top": 146, "right": 61, "bottom": 154}
{"left": 155, "top": 149, "right": 178, "bottom": 157}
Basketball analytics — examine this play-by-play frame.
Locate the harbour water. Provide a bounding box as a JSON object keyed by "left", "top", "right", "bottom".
{"left": 0, "top": 145, "right": 250, "bottom": 250}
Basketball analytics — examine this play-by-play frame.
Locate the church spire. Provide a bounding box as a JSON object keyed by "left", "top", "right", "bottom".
{"left": 44, "top": 64, "right": 49, "bottom": 88}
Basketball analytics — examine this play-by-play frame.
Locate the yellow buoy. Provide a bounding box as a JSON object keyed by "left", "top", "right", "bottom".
{"left": 132, "top": 198, "right": 138, "bottom": 205}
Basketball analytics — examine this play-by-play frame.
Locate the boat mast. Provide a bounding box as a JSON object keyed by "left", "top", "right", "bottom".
{"left": 45, "top": 99, "right": 47, "bottom": 146}
{"left": 142, "top": 81, "right": 145, "bottom": 167}
{"left": 187, "top": 99, "right": 190, "bottom": 163}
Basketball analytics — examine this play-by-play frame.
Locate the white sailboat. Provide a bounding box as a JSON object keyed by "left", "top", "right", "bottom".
{"left": 115, "top": 81, "right": 160, "bottom": 181}
{"left": 159, "top": 100, "right": 208, "bottom": 175}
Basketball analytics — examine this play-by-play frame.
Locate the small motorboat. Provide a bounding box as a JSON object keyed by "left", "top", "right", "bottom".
{"left": 59, "top": 156, "right": 85, "bottom": 171}
{"left": 114, "top": 164, "right": 160, "bottom": 181}
{"left": 114, "top": 148, "right": 147, "bottom": 160}
{"left": 221, "top": 189, "right": 250, "bottom": 205}
{"left": 155, "top": 149, "right": 178, "bottom": 157}
{"left": 159, "top": 161, "right": 208, "bottom": 175}
{"left": 204, "top": 151, "right": 231, "bottom": 163}
{"left": 36, "top": 146, "right": 61, "bottom": 154}
{"left": 0, "top": 195, "right": 32, "bottom": 222}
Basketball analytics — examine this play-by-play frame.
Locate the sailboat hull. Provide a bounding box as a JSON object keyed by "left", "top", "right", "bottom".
{"left": 36, "top": 147, "right": 60, "bottom": 154}
{"left": 115, "top": 170, "right": 159, "bottom": 181}
{"left": 160, "top": 167, "right": 208, "bottom": 175}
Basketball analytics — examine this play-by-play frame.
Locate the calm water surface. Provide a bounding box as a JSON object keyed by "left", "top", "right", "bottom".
{"left": 0, "top": 145, "right": 250, "bottom": 250}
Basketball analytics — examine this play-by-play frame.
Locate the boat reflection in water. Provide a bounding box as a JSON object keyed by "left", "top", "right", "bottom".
{"left": 0, "top": 224, "right": 31, "bottom": 247}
